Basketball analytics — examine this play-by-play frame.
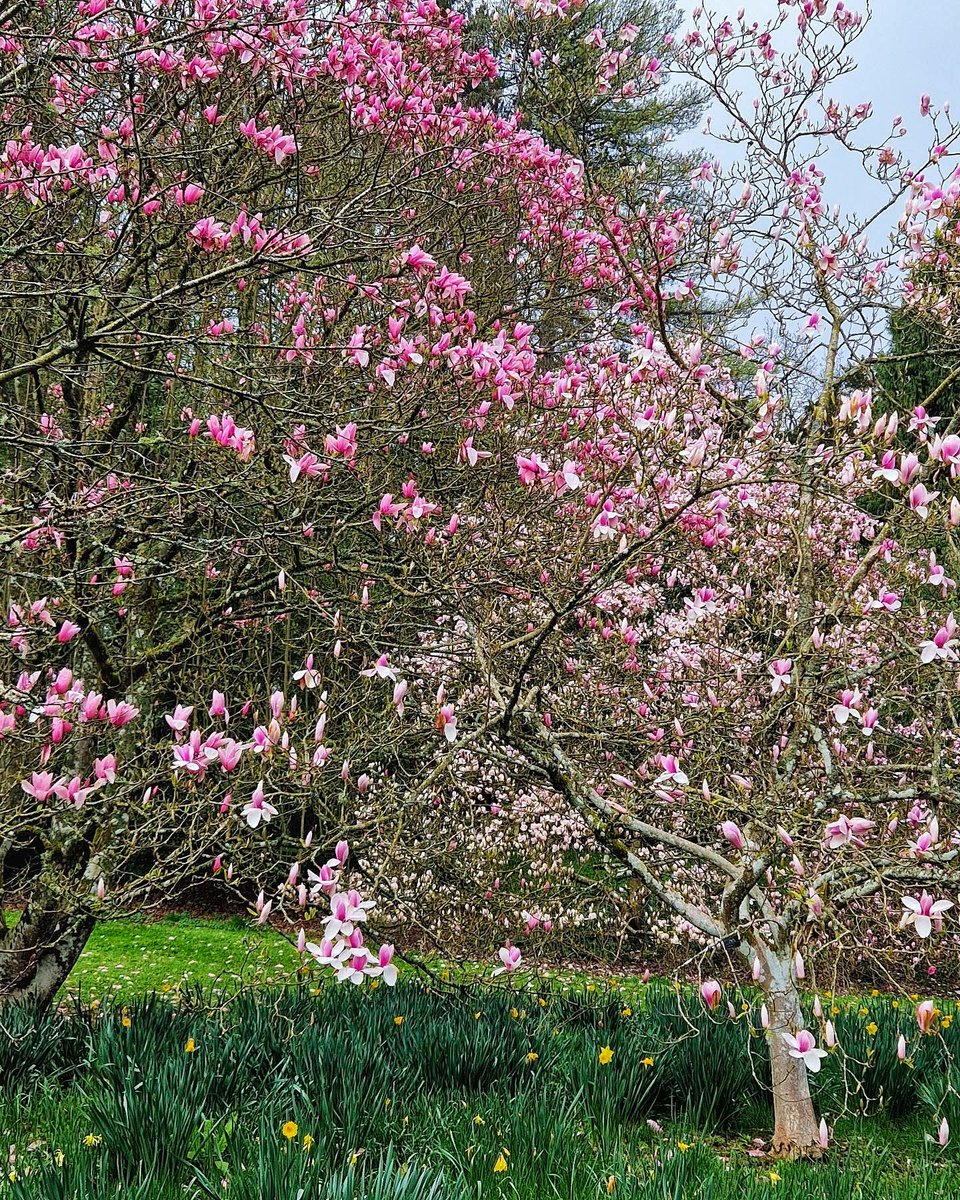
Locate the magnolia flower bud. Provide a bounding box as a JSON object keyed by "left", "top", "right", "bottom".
{"left": 720, "top": 821, "right": 745, "bottom": 850}
{"left": 700, "top": 979, "right": 721, "bottom": 1010}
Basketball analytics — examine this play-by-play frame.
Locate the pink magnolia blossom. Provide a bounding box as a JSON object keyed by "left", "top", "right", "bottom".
{"left": 517, "top": 452, "right": 549, "bottom": 485}
{"left": 293, "top": 654, "right": 322, "bottom": 690}
{"left": 94, "top": 754, "right": 117, "bottom": 783}
{"left": 216, "top": 738, "right": 243, "bottom": 772}
{"left": 305, "top": 937, "right": 347, "bottom": 969}
{"left": 655, "top": 755, "right": 689, "bottom": 787}
{"left": 831, "top": 688, "right": 862, "bottom": 725}
{"left": 492, "top": 944, "right": 522, "bottom": 975}
{"left": 459, "top": 436, "right": 492, "bottom": 468}
{"left": 900, "top": 891, "right": 953, "bottom": 939}
{"left": 324, "top": 890, "right": 374, "bottom": 940}
{"left": 324, "top": 422, "right": 358, "bottom": 459}
{"left": 172, "top": 730, "right": 208, "bottom": 776}
{"left": 919, "top": 615, "right": 958, "bottom": 663}
{"left": 241, "top": 781, "right": 277, "bottom": 829}
{"left": 361, "top": 653, "right": 397, "bottom": 682}
{"left": 336, "top": 951, "right": 374, "bottom": 985}
{"left": 869, "top": 590, "right": 901, "bottom": 612}
{"left": 822, "top": 816, "right": 876, "bottom": 849}
{"left": 283, "top": 451, "right": 323, "bottom": 482}
{"left": 56, "top": 620, "right": 81, "bottom": 643}
{"left": 782, "top": 1030, "right": 827, "bottom": 1073}
{"left": 20, "top": 771, "right": 57, "bottom": 802}
{"left": 367, "top": 944, "right": 398, "bottom": 986}
{"left": 769, "top": 658, "right": 793, "bottom": 695}
{"left": 908, "top": 482, "right": 938, "bottom": 518}
{"left": 105, "top": 699, "right": 139, "bottom": 727}
{"left": 164, "top": 704, "right": 194, "bottom": 733}
{"left": 403, "top": 244, "right": 437, "bottom": 274}
{"left": 438, "top": 704, "right": 457, "bottom": 742}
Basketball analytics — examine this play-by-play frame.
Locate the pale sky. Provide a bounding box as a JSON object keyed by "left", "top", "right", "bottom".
{"left": 675, "top": 1, "right": 960, "bottom": 220}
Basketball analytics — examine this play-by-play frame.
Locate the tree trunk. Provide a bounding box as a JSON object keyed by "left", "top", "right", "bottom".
{"left": 0, "top": 905, "right": 94, "bottom": 1011}
{"left": 757, "top": 945, "right": 824, "bottom": 1159}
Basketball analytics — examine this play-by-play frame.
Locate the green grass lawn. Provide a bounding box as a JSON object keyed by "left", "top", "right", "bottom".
{"left": 64, "top": 913, "right": 300, "bottom": 1002}
{"left": 63, "top": 913, "right": 650, "bottom": 1002}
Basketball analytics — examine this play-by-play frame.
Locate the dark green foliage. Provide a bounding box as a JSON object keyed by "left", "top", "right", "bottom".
{"left": 875, "top": 305, "right": 960, "bottom": 423}
{"left": 468, "top": 0, "right": 705, "bottom": 193}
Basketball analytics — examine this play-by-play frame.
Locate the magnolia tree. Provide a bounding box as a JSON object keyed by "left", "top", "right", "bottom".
{"left": 3, "top": 0, "right": 960, "bottom": 1161}
{"left": 443, "top": 0, "right": 960, "bottom": 1157}
{"left": 0, "top": 0, "right": 671, "bottom": 1003}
